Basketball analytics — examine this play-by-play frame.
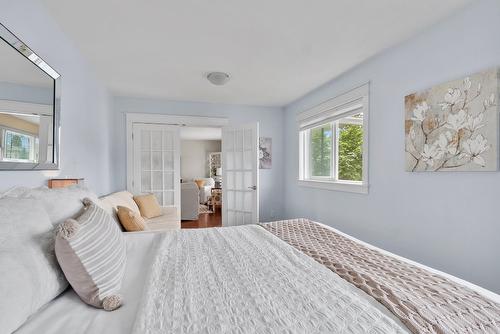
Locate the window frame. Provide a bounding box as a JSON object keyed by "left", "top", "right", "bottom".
{"left": 1, "top": 128, "right": 38, "bottom": 163}
{"left": 297, "top": 83, "right": 369, "bottom": 194}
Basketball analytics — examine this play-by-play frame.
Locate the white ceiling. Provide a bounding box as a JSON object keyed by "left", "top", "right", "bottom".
{"left": 41, "top": 0, "right": 471, "bottom": 106}
{"left": 180, "top": 127, "right": 221, "bottom": 140}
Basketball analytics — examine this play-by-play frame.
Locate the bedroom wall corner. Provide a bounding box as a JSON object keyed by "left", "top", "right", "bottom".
{"left": 282, "top": 0, "right": 500, "bottom": 293}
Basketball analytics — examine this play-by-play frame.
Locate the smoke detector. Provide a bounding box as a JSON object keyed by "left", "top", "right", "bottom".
{"left": 207, "top": 72, "right": 230, "bottom": 86}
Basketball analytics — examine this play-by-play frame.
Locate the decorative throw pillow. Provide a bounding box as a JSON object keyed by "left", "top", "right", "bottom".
{"left": 194, "top": 179, "right": 206, "bottom": 188}
{"left": 98, "top": 191, "right": 142, "bottom": 231}
{"left": 0, "top": 198, "right": 68, "bottom": 333}
{"left": 55, "top": 198, "right": 126, "bottom": 311}
{"left": 117, "top": 205, "right": 148, "bottom": 232}
{"left": 133, "top": 194, "right": 162, "bottom": 218}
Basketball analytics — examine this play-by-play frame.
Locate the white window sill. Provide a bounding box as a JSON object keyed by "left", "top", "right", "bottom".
{"left": 297, "top": 179, "right": 368, "bottom": 194}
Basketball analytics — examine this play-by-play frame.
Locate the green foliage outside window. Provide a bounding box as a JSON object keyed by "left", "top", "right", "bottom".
{"left": 310, "top": 124, "right": 332, "bottom": 177}
{"left": 5, "top": 131, "right": 31, "bottom": 160}
{"left": 309, "top": 118, "right": 363, "bottom": 181}
{"left": 338, "top": 123, "right": 363, "bottom": 181}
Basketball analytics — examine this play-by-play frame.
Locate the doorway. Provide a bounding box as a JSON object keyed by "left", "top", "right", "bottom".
{"left": 126, "top": 113, "right": 259, "bottom": 227}
{"left": 179, "top": 126, "right": 222, "bottom": 228}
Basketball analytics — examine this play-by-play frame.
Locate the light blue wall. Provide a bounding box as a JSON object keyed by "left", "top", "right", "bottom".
{"left": 2, "top": 0, "right": 497, "bottom": 293}
{"left": 0, "top": 81, "right": 53, "bottom": 105}
{"left": 111, "top": 96, "right": 285, "bottom": 221}
{"left": 0, "top": 0, "right": 113, "bottom": 195}
{"left": 283, "top": 0, "right": 500, "bottom": 292}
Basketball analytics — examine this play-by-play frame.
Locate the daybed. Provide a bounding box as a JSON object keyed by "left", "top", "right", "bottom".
{"left": 99, "top": 190, "right": 180, "bottom": 231}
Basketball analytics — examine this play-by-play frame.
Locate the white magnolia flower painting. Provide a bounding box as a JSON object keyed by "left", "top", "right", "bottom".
{"left": 405, "top": 68, "right": 499, "bottom": 172}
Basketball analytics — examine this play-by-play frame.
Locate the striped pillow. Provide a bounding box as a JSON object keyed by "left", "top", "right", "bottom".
{"left": 55, "top": 198, "right": 126, "bottom": 311}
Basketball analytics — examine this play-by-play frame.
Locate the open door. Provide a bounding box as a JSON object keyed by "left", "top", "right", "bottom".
{"left": 131, "top": 123, "right": 180, "bottom": 219}
{"left": 222, "top": 123, "right": 259, "bottom": 226}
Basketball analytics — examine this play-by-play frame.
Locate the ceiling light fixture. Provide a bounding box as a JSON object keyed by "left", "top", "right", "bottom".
{"left": 207, "top": 72, "right": 230, "bottom": 86}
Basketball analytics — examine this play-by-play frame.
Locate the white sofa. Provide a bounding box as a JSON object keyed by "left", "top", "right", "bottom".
{"left": 197, "top": 177, "right": 215, "bottom": 204}
{"left": 99, "top": 191, "right": 180, "bottom": 231}
{"left": 181, "top": 182, "right": 199, "bottom": 220}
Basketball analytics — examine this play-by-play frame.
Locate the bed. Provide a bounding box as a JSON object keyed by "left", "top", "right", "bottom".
{"left": 14, "top": 220, "right": 500, "bottom": 334}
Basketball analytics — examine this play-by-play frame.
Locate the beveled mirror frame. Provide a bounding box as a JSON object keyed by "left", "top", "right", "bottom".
{"left": 0, "top": 23, "right": 61, "bottom": 170}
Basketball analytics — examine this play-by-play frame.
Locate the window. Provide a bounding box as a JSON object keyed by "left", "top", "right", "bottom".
{"left": 2, "top": 129, "right": 38, "bottom": 162}
{"left": 310, "top": 123, "right": 333, "bottom": 177}
{"left": 298, "top": 83, "right": 369, "bottom": 193}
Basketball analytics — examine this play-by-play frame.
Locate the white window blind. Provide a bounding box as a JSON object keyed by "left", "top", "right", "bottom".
{"left": 297, "top": 83, "right": 369, "bottom": 130}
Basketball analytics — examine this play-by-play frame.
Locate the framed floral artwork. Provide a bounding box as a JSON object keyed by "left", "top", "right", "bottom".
{"left": 405, "top": 68, "right": 499, "bottom": 172}
{"left": 259, "top": 137, "right": 272, "bottom": 169}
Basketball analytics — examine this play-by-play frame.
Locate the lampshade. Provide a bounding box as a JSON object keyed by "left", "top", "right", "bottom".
{"left": 216, "top": 167, "right": 222, "bottom": 176}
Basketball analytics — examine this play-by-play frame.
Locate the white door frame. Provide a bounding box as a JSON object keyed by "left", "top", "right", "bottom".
{"left": 221, "top": 122, "right": 259, "bottom": 226}
{"left": 126, "top": 113, "right": 229, "bottom": 192}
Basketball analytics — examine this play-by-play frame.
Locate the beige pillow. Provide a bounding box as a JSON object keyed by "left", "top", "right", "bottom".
{"left": 194, "top": 179, "right": 206, "bottom": 188}
{"left": 133, "top": 194, "right": 162, "bottom": 218}
{"left": 55, "top": 198, "right": 126, "bottom": 311}
{"left": 117, "top": 205, "right": 148, "bottom": 231}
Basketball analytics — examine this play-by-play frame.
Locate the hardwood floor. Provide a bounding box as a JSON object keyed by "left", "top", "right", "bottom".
{"left": 181, "top": 206, "right": 222, "bottom": 229}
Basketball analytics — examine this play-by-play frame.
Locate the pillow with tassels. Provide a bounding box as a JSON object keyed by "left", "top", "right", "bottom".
{"left": 55, "top": 198, "right": 126, "bottom": 311}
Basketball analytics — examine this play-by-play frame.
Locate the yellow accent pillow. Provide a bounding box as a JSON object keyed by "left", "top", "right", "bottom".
{"left": 194, "top": 179, "right": 206, "bottom": 188}
{"left": 133, "top": 194, "right": 162, "bottom": 218}
{"left": 116, "top": 206, "right": 147, "bottom": 231}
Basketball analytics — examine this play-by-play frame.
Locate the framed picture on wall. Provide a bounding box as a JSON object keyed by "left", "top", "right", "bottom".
{"left": 259, "top": 137, "right": 272, "bottom": 169}
{"left": 405, "top": 68, "right": 499, "bottom": 172}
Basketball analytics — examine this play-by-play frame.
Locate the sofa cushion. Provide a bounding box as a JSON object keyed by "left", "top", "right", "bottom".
{"left": 144, "top": 207, "right": 180, "bottom": 231}
{"left": 99, "top": 191, "right": 141, "bottom": 215}
{"left": 117, "top": 206, "right": 148, "bottom": 232}
{"left": 0, "top": 198, "right": 68, "bottom": 333}
{"left": 133, "top": 194, "right": 162, "bottom": 218}
{"left": 55, "top": 199, "right": 126, "bottom": 311}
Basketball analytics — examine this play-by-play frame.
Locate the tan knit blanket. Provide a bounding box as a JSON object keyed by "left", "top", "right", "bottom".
{"left": 261, "top": 219, "right": 500, "bottom": 334}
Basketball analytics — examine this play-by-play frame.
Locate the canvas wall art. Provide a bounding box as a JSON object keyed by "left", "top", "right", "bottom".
{"left": 405, "top": 68, "right": 499, "bottom": 172}
{"left": 259, "top": 137, "right": 272, "bottom": 169}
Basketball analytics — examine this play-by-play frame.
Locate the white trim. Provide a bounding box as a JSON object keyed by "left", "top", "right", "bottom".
{"left": 298, "top": 179, "right": 368, "bottom": 194}
{"left": 0, "top": 99, "right": 52, "bottom": 116}
{"left": 297, "top": 82, "right": 370, "bottom": 193}
{"left": 126, "top": 113, "right": 229, "bottom": 192}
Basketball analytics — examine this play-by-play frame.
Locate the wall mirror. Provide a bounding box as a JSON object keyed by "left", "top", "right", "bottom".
{"left": 0, "top": 23, "right": 60, "bottom": 170}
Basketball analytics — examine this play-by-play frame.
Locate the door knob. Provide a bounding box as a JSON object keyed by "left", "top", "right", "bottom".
{"left": 248, "top": 185, "right": 257, "bottom": 190}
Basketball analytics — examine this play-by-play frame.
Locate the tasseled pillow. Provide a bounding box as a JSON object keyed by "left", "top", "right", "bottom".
{"left": 55, "top": 198, "right": 126, "bottom": 311}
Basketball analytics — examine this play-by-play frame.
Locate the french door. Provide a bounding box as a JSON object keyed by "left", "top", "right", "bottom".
{"left": 131, "top": 123, "right": 180, "bottom": 216}
{"left": 222, "top": 123, "right": 259, "bottom": 226}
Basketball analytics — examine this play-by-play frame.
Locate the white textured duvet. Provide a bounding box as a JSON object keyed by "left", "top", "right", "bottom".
{"left": 132, "top": 225, "right": 408, "bottom": 334}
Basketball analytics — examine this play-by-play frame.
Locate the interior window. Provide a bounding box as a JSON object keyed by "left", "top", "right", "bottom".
{"left": 2, "top": 129, "right": 38, "bottom": 162}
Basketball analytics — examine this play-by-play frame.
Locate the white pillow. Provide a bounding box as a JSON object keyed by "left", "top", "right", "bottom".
{"left": 20, "top": 185, "right": 99, "bottom": 226}
{"left": 0, "top": 198, "right": 68, "bottom": 333}
{"left": 0, "top": 186, "right": 31, "bottom": 198}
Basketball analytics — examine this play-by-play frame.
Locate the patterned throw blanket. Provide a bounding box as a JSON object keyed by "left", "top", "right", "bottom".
{"left": 261, "top": 219, "right": 500, "bottom": 334}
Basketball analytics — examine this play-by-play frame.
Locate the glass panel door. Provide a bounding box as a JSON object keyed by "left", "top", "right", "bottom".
{"left": 132, "top": 124, "right": 180, "bottom": 216}
{"left": 222, "top": 123, "right": 258, "bottom": 226}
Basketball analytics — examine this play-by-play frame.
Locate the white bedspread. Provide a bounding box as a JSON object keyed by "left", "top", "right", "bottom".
{"left": 14, "top": 233, "right": 161, "bottom": 334}
{"left": 132, "top": 225, "right": 409, "bottom": 334}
